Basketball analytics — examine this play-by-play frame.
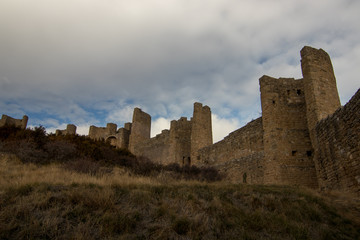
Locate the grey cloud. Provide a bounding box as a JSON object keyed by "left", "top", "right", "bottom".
{"left": 0, "top": 0, "right": 359, "bottom": 138}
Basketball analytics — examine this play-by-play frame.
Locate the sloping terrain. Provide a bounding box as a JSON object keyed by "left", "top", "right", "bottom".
{"left": 0, "top": 126, "right": 359, "bottom": 239}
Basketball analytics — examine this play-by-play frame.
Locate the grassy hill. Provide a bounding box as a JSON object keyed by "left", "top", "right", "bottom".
{"left": 0, "top": 126, "right": 359, "bottom": 239}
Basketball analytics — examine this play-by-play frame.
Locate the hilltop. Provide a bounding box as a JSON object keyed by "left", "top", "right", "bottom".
{"left": 0, "top": 126, "right": 359, "bottom": 239}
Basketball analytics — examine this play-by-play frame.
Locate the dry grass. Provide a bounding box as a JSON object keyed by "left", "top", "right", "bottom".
{"left": 1, "top": 153, "right": 359, "bottom": 240}
{"left": 0, "top": 153, "right": 164, "bottom": 189}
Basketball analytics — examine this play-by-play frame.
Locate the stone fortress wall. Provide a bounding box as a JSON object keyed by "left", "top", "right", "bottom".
{"left": 2, "top": 46, "right": 359, "bottom": 194}
{"left": 314, "top": 89, "right": 360, "bottom": 193}
{"left": 129, "top": 103, "right": 212, "bottom": 165}
{"left": 86, "top": 103, "right": 213, "bottom": 166}
{"left": 195, "top": 46, "right": 359, "bottom": 194}
{"left": 197, "top": 117, "right": 264, "bottom": 184}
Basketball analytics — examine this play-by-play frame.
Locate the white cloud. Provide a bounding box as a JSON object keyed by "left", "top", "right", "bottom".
{"left": 105, "top": 105, "right": 134, "bottom": 127}
{"left": 212, "top": 114, "right": 241, "bottom": 143}
{"left": 0, "top": 0, "right": 359, "bottom": 140}
{"left": 151, "top": 117, "right": 171, "bottom": 137}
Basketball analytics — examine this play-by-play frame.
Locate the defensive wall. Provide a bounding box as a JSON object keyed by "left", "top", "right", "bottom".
{"left": 194, "top": 46, "right": 359, "bottom": 193}
{"left": 2, "top": 46, "right": 358, "bottom": 194}
{"left": 314, "top": 89, "right": 360, "bottom": 193}
{"left": 87, "top": 103, "right": 213, "bottom": 166}
{"left": 131, "top": 103, "right": 212, "bottom": 165}
{"left": 197, "top": 118, "right": 264, "bottom": 184}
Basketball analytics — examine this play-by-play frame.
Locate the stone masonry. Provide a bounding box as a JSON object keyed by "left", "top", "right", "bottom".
{"left": 3, "top": 46, "right": 358, "bottom": 194}
{"left": 196, "top": 46, "right": 359, "bottom": 194}
{"left": 260, "top": 76, "right": 318, "bottom": 188}
{"left": 131, "top": 103, "right": 213, "bottom": 165}
{"left": 56, "top": 124, "right": 77, "bottom": 136}
{"left": 0, "top": 115, "right": 28, "bottom": 129}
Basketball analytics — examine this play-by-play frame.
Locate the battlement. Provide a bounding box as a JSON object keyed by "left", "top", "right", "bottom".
{"left": 0, "top": 114, "right": 28, "bottom": 129}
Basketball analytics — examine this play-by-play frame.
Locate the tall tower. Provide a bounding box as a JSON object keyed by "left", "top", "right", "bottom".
{"left": 301, "top": 46, "right": 341, "bottom": 188}
{"left": 301, "top": 46, "right": 341, "bottom": 140}
{"left": 129, "top": 108, "right": 151, "bottom": 155}
{"left": 190, "top": 102, "right": 213, "bottom": 163}
{"left": 260, "top": 76, "right": 318, "bottom": 188}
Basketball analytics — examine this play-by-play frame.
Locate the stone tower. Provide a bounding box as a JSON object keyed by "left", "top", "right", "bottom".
{"left": 301, "top": 46, "right": 341, "bottom": 140}
{"left": 129, "top": 108, "right": 151, "bottom": 155}
{"left": 169, "top": 117, "right": 192, "bottom": 165}
{"left": 260, "top": 76, "right": 318, "bottom": 188}
{"left": 301, "top": 46, "right": 342, "bottom": 188}
{"left": 191, "top": 102, "right": 213, "bottom": 163}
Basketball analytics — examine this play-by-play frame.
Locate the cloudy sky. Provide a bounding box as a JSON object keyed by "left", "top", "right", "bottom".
{"left": 1, "top": 0, "right": 359, "bottom": 142}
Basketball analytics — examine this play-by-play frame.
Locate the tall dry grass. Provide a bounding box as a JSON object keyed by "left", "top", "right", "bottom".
{"left": 0, "top": 153, "right": 162, "bottom": 189}
{"left": 1, "top": 153, "right": 360, "bottom": 239}
{"left": 0, "top": 153, "right": 211, "bottom": 191}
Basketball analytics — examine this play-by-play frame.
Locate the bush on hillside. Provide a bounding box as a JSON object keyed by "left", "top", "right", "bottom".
{"left": 0, "top": 126, "right": 223, "bottom": 182}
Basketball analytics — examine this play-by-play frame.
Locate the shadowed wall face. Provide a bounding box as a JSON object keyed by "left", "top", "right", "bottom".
{"left": 191, "top": 102, "right": 213, "bottom": 163}
{"left": 129, "top": 108, "right": 151, "bottom": 155}
{"left": 314, "top": 89, "right": 360, "bottom": 194}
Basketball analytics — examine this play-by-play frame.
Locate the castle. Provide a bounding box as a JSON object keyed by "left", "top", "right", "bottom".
{"left": 2, "top": 46, "right": 359, "bottom": 195}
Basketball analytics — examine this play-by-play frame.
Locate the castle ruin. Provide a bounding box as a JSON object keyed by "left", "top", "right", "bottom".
{"left": 0, "top": 114, "right": 28, "bottom": 129}
{"left": 2, "top": 46, "right": 359, "bottom": 194}
{"left": 197, "top": 46, "right": 359, "bottom": 194}
{"left": 56, "top": 124, "right": 77, "bottom": 136}
{"left": 87, "top": 46, "right": 357, "bottom": 194}
{"left": 89, "top": 103, "right": 213, "bottom": 165}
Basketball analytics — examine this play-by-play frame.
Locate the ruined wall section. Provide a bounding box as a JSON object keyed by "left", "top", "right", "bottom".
{"left": 260, "top": 76, "right": 318, "bottom": 188}
{"left": 190, "top": 102, "right": 212, "bottom": 162}
{"left": 56, "top": 124, "right": 77, "bottom": 136}
{"left": 116, "top": 125, "right": 131, "bottom": 149}
{"left": 129, "top": 108, "right": 151, "bottom": 155}
{"left": 170, "top": 117, "right": 192, "bottom": 165}
{"left": 0, "top": 115, "right": 28, "bottom": 129}
{"left": 132, "top": 130, "right": 171, "bottom": 164}
{"left": 197, "top": 117, "right": 264, "bottom": 183}
{"left": 314, "top": 89, "right": 360, "bottom": 194}
{"left": 89, "top": 123, "right": 117, "bottom": 141}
